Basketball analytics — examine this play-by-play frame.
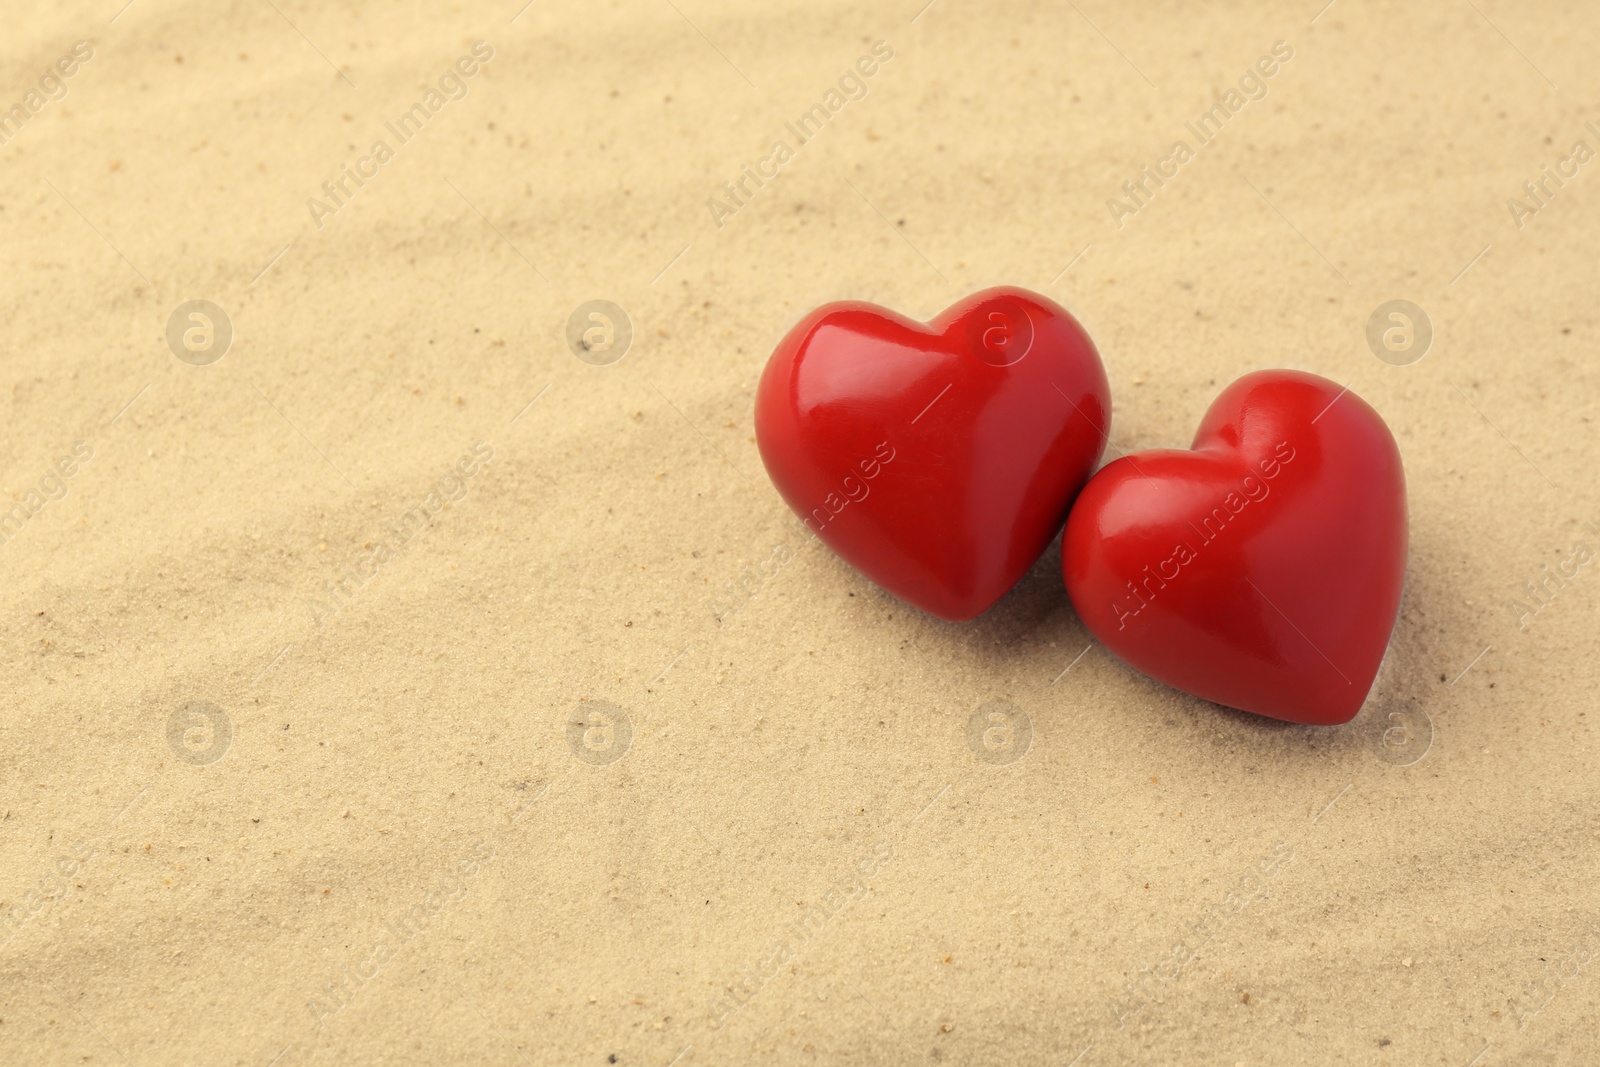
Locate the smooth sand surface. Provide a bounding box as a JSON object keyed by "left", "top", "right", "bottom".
{"left": 3, "top": 1, "right": 1598, "bottom": 1063}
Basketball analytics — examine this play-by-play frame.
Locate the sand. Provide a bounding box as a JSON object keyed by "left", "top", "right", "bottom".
{"left": 3, "top": 0, "right": 1598, "bottom": 1063}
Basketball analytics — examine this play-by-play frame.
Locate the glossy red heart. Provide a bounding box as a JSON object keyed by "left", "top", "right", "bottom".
{"left": 1063, "top": 370, "right": 1406, "bottom": 725}
{"left": 756, "top": 287, "right": 1110, "bottom": 621}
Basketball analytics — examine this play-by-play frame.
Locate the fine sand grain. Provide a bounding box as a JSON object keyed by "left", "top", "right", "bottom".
{"left": 2, "top": 1, "right": 1598, "bottom": 1063}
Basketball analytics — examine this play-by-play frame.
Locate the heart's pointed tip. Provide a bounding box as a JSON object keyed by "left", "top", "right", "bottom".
{"left": 941, "top": 603, "right": 993, "bottom": 624}
{"left": 1231, "top": 680, "right": 1376, "bottom": 727}
{"left": 899, "top": 591, "right": 994, "bottom": 624}
{"left": 1273, "top": 706, "right": 1363, "bottom": 728}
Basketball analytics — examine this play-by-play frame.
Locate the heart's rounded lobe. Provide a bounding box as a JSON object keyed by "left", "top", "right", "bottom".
{"left": 1063, "top": 370, "right": 1407, "bottom": 725}
{"left": 756, "top": 287, "right": 1111, "bottom": 621}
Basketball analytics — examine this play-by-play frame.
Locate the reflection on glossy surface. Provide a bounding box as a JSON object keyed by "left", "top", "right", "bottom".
{"left": 1063, "top": 370, "right": 1407, "bottom": 725}
{"left": 756, "top": 287, "right": 1111, "bottom": 621}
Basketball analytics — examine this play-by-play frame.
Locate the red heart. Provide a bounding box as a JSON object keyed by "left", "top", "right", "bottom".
{"left": 755, "top": 287, "right": 1110, "bottom": 621}
{"left": 1062, "top": 370, "right": 1407, "bottom": 725}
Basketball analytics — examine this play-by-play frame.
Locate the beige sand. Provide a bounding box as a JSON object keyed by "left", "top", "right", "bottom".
{"left": 2, "top": 0, "right": 1598, "bottom": 1063}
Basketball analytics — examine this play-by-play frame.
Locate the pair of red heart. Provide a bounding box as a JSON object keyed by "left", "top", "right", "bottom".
{"left": 754, "top": 287, "right": 1406, "bottom": 726}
